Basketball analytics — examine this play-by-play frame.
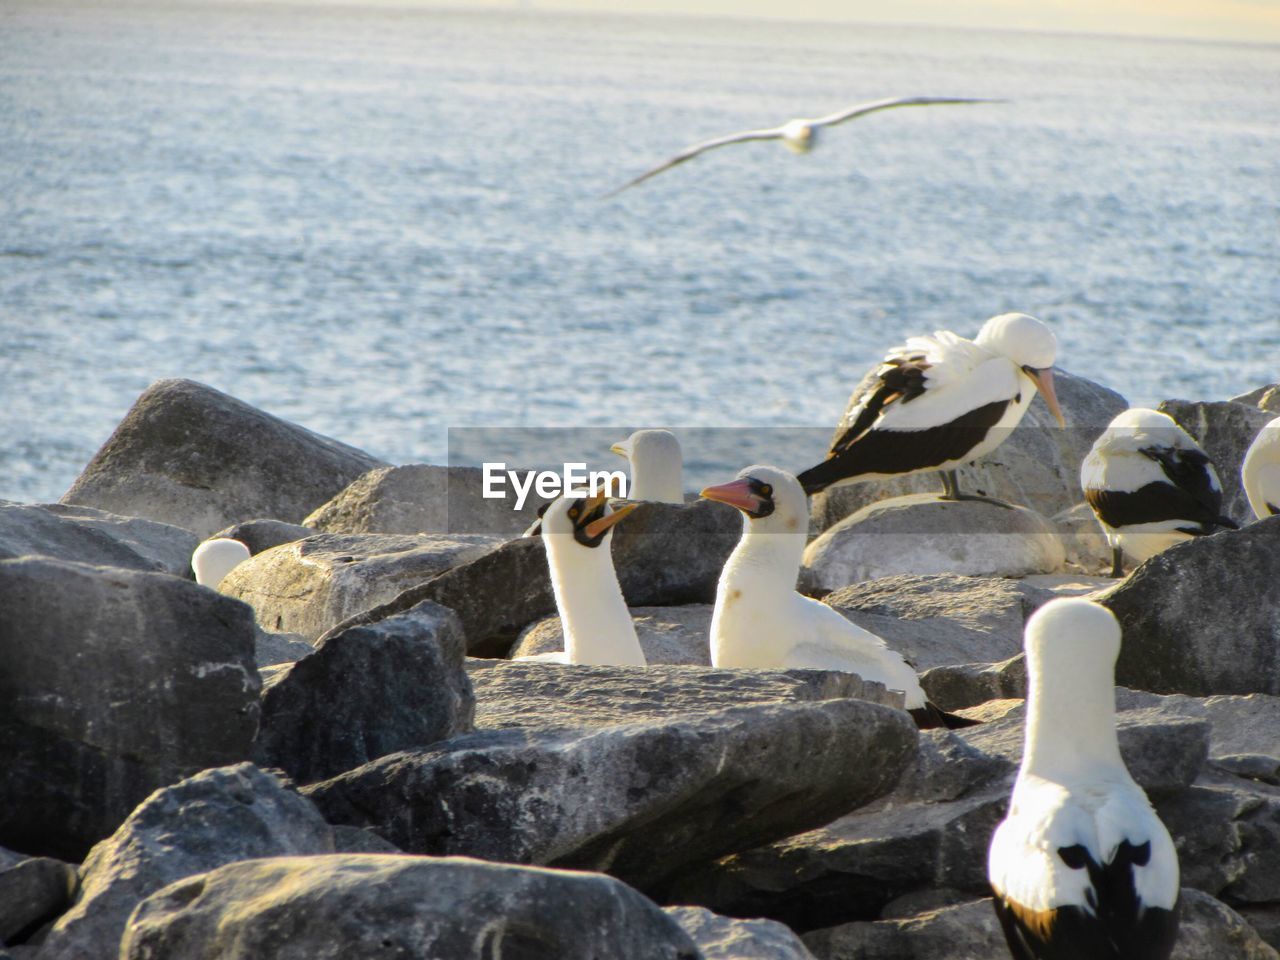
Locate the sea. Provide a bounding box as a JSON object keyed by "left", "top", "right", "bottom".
{"left": 2, "top": 1, "right": 1278, "bottom": 504}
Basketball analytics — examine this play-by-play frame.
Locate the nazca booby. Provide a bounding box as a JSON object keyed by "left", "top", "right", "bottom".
{"left": 607, "top": 96, "right": 1001, "bottom": 196}
{"left": 191, "top": 538, "right": 251, "bottom": 590}
{"left": 610, "top": 429, "right": 684, "bottom": 504}
{"left": 517, "top": 493, "right": 644, "bottom": 666}
{"left": 796, "top": 313, "right": 1065, "bottom": 502}
{"left": 1242, "top": 415, "right": 1280, "bottom": 520}
{"left": 1081, "top": 408, "right": 1237, "bottom": 578}
{"left": 988, "top": 597, "right": 1180, "bottom": 960}
{"left": 701, "top": 464, "right": 972, "bottom": 729}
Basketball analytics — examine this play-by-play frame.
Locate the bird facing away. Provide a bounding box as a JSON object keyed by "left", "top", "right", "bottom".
{"left": 1080, "top": 408, "right": 1238, "bottom": 578}
{"left": 610, "top": 428, "right": 684, "bottom": 504}
{"left": 988, "top": 597, "right": 1180, "bottom": 960}
{"left": 191, "top": 538, "right": 251, "bottom": 590}
{"left": 796, "top": 313, "right": 1065, "bottom": 502}
{"left": 606, "top": 96, "right": 1003, "bottom": 196}
{"left": 519, "top": 493, "right": 644, "bottom": 666}
{"left": 700, "top": 464, "right": 972, "bottom": 729}
{"left": 1242, "top": 415, "right": 1280, "bottom": 521}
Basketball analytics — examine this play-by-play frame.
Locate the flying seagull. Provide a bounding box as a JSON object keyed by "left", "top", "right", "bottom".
{"left": 606, "top": 95, "right": 1003, "bottom": 196}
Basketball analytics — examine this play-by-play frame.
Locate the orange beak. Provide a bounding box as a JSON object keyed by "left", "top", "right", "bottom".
{"left": 700, "top": 478, "right": 762, "bottom": 514}
{"left": 582, "top": 498, "right": 638, "bottom": 539}
{"left": 1028, "top": 367, "right": 1066, "bottom": 428}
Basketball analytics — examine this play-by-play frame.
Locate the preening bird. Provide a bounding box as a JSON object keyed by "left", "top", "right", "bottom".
{"left": 518, "top": 493, "right": 645, "bottom": 666}
{"left": 191, "top": 538, "right": 251, "bottom": 589}
{"left": 610, "top": 429, "right": 684, "bottom": 504}
{"left": 1081, "top": 408, "right": 1237, "bottom": 578}
{"left": 701, "top": 464, "right": 972, "bottom": 729}
{"left": 988, "top": 597, "right": 1180, "bottom": 960}
{"left": 1242, "top": 415, "right": 1280, "bottom": 521}
{"left": 606, "top": 96, "right": 1002, "bottom": 196}
{"left": 796, "top": 313, "right": 1064, "bottom": 502}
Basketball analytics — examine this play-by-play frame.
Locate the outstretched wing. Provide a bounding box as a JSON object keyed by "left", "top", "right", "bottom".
{"left": 811, "top": 95, "right": 1004, "bottom": 129}
{"left": 605, "top": 126, "right": 783, "bottom": 196}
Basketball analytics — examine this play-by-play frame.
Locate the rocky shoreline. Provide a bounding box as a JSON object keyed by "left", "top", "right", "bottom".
{"left": 1, "top": 375, "right": 1277, "bottom": 959}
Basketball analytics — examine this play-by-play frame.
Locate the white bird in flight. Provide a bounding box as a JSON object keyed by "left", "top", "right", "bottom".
{"left": 606, "top": 95, "right": 1004, "bottom": 196}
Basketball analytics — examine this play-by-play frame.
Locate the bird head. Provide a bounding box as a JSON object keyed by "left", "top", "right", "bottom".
{"left": 781, "top": 120, "right": 816, "bottom": 154}
{"left": 700, "top": 464, "right": 808, "bottom": 533}
{"left": 536, "top": 493, "right": 637, "bottom": 550}
{"left": 975, "top": 313, "right": 1065, "bottom": 428}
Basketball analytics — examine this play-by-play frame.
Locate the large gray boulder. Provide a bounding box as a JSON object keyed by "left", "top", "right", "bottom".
{"left": 1233, "top": 385, "right": 1280, "bottom": 415}
{"left": 254, "top": 601, "right": 474, "bottom": 784}
{"left": 467, "top": 662, "right": 905, "bottom": 731}
{"left": 804, "top": 495, "right": 1065, "bottom": 590}
{"left": 304, "top": 698, "right": 918, "bottom": 894}
{"left": 0, "top": 502, "right": 197, "bottom": 577}
{"left": 0, "top": 558, "right": 260, "bottom": 861}
{"left": 1098, "top": 517, "right": 1280, "bottom": 696}
{"left": 210, "top": 519, "right": 315, "bottom": 555}
{"left": 0, "top": 856, "right": 76, "bottom": 946}
{"left": 122, "top": 855, "right": 700, "bottom": 960}
{"left": 1160, "top": 399, "right": 1276, "bottom": 526}
{"left": 666, "top": 906, "right": 816, "bottom": 960}
{"left": 304, "top": 464, "right": 547, "bottom": 537}
{"left": 39, "top": 765, "right": 337, "bottom": 960}
{"left": 61, "top": 379, "right": 387, "bottom": 538}
{"left": 220, "top": 532, "right": 498, "bottom": 641}
{"left": 809, "top": 368, "right": 1127, "bottom": 532}
{"left": 510, "top": 604, "right": 713, "bottom": 664}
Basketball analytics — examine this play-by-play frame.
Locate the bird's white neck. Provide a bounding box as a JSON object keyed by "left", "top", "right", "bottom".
{"left": 629, "top": 459, "right": 683, "bottom": 504}
{"left": 545, "top": 535, "right": 644, "bottom": 666}
{"left": 719, "top": 516, "right": 807, "bottom": 597}
{"left": 1021, "top": 656, "right": 1125, "bottom": 783}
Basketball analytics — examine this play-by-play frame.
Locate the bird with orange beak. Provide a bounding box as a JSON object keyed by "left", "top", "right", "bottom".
{"left": 796, "top": 313, "right": 1065, "bottom": 503}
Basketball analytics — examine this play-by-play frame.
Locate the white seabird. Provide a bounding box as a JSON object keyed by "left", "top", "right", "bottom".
{"left": 700, "top": 464, "right": 971, "bottom": 729}
{"left": 607, "top": 96, "right": 1002, "bottom": 196}
{"left": 796, "top": 313, "right": 1065, "bottom": 502}
{"left": 517, "top": 493, "right": 644, "bottom": 666}
{"left": 1081, "top": 407, "right": 1237, "bottom": 577}
{"left": 988, "top": 597, "right": 1180, "bottom": 960}
{"left": 1242, "top": 415, "right": 1280, "bottom": 521}
{"left": 191, "top": 538, "right": 251, "bottom": 590}
{"left": 610, "top": 429, "right": 684, "bottom": 504}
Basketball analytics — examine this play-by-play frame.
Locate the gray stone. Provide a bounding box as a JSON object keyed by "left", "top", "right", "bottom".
{"left": 0, "top": 502, "right": 196, "bottom": 577}
{"left": 0, "top": 857, "right": 76, "bottom": 945}
{"left": 304, "top": 463, "right": 547, "bottom": 537}
{"left": 40, "top": 764, "right": 337, "bottom": 960}
{"left": 1097, "top": 517, "right": 1280, "bottom": 696}
{"left": 210, "top": 519, "right": 315, "bottom": 555}
{"left": 510, "top": 604, "right": 713, "bottom": 665}
{"left": 803, "top": 495, "right": 1065, "bottom": 591}
{"left": 920, "top": 655, "right": 1027, "bottom": 711}
{"left": 0, "top": 558, "right": 260, "bottom": 861}
{"left": 809, "top": 368, "right": 1128, "bottom": 532}
{"left": 467, "top": 661, "right": 905, "bottom": 731}
{"left": 1233, "top": 385, "right": 1280, "bottom": 415}
{"left": 666, "top": 906, "right": 816, "bottom": 960}
{"left": 1172, "top": 889, "right": 1280, "bottom": 960}
{"left": 220, "top": 532, "right": 498, "bottom": 641}
{"left": 304, "top": 698, "right": 918, "bottom": 894}
{"left": 1052, "top": 500, "right": 1114, "bottom": 575}
{"left": 61, "top": 379, "right": 387, "bottom": 539}
{"left": 1161, "top": 399, "right": 1277, "bottom": 527}
{"left": 253, "top": 601, "right": 474, "bottom": 784}
{"left": 1204, "top": 695, "right": 1280, "bottom": 764}
{"left": 252, "top": 628, "right": 314, "bottom": 668}
{"left": 122, "top": 855, "right": 700, "bottom": 960}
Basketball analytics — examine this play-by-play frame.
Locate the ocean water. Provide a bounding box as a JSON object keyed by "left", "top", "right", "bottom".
{"left": 2, "top": 1, "right": 1277, "bottom": 504}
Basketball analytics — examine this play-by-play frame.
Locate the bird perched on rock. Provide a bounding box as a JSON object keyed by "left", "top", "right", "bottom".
{"left": 610, "top": 429, "right": 684, "bottom": 504}
{"left": 1242, "top": 415, "right": 1280, "bottom": 520}
{"left": 988, "top": 597, "right": 1180, "bottom": 960}
{"left": 701, "top": 464, "right": 972, "bottom": 729}
{"left": 606, "top": 95, "right": 1002, "bottom": 195}
{"left": 796, "top": 313, "right": 1064, "bottom": 502}
{"left": 517, "top": 493, "right": 644, "bottom": 666}
{"left": 1081, "top": 407, "right": 1237, "bottom": 577}
{"left": 191, "top": 537, "right": 251, "bottom": 589}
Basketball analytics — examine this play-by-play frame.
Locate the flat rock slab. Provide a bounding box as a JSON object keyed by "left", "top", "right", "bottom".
{"left": 304, "top": 464, "right": 547, "bottom": 537}
{"left": 803, "top": 495, "right": 1065, "bottom": 591}
{"left": 467, "top": 661, "right": 904, "bottom": 730}
{"left": 510, "top": 604, "right": 713, "bottom": 664}
{"left": 221, "top": 532, "right": 499, "bottom": 641}
{"left": 304, "top": 698, "right": 918, "bottom": 894}
{"left": 41, "top": 764, "right": 337, "bottom": 960}
{"left": 61, "top": 378, "right": 387, "bottom": 539}
{"left": 0, "top": 502, "right": 197, "bottom": 577}
{"left": 666, "top": 906, "right": 816, "bottom": 960}
{"left": 0, "top": 558, "right": 260, "bottom": 861}
{"left": 809, "top": 367, "right": 1127, "bottom": 533}
{"left": 122, "top": 855, "right": 700, "bottom": 960}
{"left": 1098, "top": 516, "right": 1280, "bottom": 696}
{"left": 1160, "top": 399, "right": 1277, "bottom": 527}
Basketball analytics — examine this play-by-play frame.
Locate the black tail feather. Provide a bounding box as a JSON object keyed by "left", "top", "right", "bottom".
{"left": 910, "top": 702, "right": 982, "bottom": 730}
